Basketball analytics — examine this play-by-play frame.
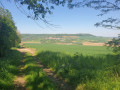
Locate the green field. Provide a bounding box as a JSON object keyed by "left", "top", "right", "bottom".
{"left": 23, "top": 43, "right": 120, "bottom": 90}
{"left": 24, "top": 43, "right": 112, "bottom": 56}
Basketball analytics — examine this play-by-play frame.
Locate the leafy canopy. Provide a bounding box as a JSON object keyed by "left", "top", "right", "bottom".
{"left": 106, "top": 35, "right": 120, "bottom": 53}
{"left": 9, "top": 0, "right": 119, "bottom": 29}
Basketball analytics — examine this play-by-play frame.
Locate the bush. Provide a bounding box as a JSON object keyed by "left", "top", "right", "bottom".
{"left": 106, "top": 35, "right": 120, "bottom": 54}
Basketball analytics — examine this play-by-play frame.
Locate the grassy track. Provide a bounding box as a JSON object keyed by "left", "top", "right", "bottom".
{"left": 23, "top": 53, "right": 56, "bottom": 90}
{"left": 0, "top": 49, "right": 22, "bottom": 89}
{"left": 0, "top": 49, "right": 56, "bottom": 90}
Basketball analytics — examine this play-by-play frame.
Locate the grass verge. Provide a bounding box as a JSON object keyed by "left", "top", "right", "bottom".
{"left": 0, "top": 49, "right": 22, "bottom": 89}
{"left": 37, "top": 51, "right": 120, "bottom": 89}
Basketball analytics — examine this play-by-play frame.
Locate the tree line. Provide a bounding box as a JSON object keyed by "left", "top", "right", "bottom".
{"left": 0, "top": 7, "right": 21, "bottom": 57}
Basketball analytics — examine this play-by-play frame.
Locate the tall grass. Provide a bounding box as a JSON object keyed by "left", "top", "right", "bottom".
{"left": 26, "top": 43, "right": 120, "bottom": 89}
{"left": 0, "top": 49, "right": 22, "bottom": 89}
{"left": 23, "top": 53, "right": 56, "bottom": 90}
{"left": 0, "top": 49, "right": 56, "bottom": 90}
{"left": 37, "top": 51, "right": 120, "bottom": 89}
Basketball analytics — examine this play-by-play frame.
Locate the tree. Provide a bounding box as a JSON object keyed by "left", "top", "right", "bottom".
{"left": 76, "top": 0, "right": 120, "bottom": 53}
{"left": 106, "top": 35, "right": 120, "bottom": 54}
{"left": 0, "top": 7, "right": 21, "bottom": 57}
{"left": 13, "top": 0, "right": 78, "bottom": 25}
{"left": 76, "top": 0, "right": 120, "bottom": 29}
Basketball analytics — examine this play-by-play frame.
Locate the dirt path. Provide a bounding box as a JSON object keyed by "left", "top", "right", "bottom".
{"left": 16, "top": 48, "right": 73, "bottom": 90}
{"left": 17, "top": 48, "right": 36, "bottom": 56}
{"left": 14, "top": 48, "right": 36, "bottom": 90}
{"left": 14, "top": 75, "right": 26, "bottom": 90}
{"left": 36, "top": 60, "right": 73, "bottom": 90}
{"left": 14, "top": 52, "right": 26, "bottom": 90}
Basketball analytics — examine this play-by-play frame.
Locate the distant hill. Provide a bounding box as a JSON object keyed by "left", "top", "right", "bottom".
{"left": 21, "top": 34, "right": 111, "bottom": 45}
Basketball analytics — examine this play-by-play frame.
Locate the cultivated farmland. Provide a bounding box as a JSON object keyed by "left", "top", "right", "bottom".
{"left": 22, "top": 42, "right": 120, "bottom": 90}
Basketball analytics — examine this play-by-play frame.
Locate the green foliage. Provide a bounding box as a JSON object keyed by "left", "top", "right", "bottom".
{"left": 2, "top": 0, "right": 119, "bottom": 27}
{"left": 0, "top": 50, "right": 22, "bottom": 89}
{"left": 16, "top": 0, "right": 76, "bottom": 20}
{"left": 79, "top": 0, "right": 120, "bottom": 29}
{"left": 4, "top": 0, "right": 120, "bottom": 28}
{"left": 0, "top": 7, "right": 21, "bottom": 57}
{"left": 106, "top": 35, "right": 120, "bottom": 54}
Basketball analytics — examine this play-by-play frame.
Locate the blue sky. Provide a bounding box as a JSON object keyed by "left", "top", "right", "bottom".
{"left": 1, "top": 0, "right": 120, "bottom": 37}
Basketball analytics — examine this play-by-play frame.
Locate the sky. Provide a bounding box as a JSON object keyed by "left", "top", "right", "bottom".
{"left": 1, "top": 0, "right": 120, "bottom": 37}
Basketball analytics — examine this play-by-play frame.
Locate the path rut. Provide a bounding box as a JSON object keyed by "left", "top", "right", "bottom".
{"left": 14, "top": 52, "right": 26, "bottom": 90}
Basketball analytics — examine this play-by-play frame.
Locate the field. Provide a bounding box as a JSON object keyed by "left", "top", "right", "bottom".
{"left": 24, "top": 43, "right": 112, "bottom": 56}
{"left": 21, "top": 34, "right": 111, "bottom": 45}
{"left": 23, "top": 43, "right": 120, "bottom": 89}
